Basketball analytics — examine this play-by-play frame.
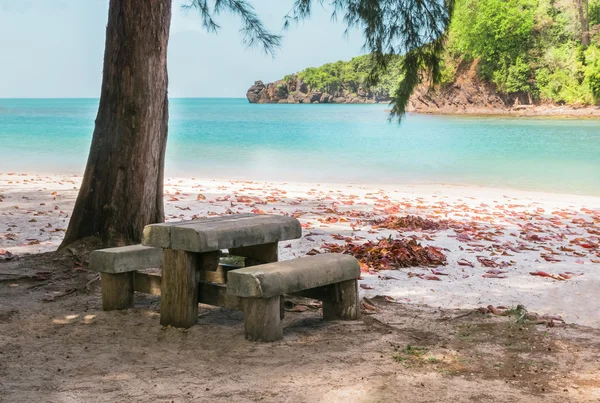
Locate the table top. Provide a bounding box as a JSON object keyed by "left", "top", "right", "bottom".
{"left": 142, "top": 213, "right": 302, "bottom": 253}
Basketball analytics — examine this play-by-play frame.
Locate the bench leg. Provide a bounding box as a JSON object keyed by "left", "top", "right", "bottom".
{"left": 242, "top": 296, "right": 283, "bottom": 342}
{"left": 101, "top": 272, "right": 134, "bottom": 311}
{"left": 160, "top": 249, "right": 200, "bottom": 328}
{"left": 322, "top": 279, "right": 361, "bottom": 321}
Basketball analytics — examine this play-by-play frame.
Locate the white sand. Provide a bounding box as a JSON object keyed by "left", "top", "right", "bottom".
{"left": 1, "top": 172, "right": 599, "bottom": 327}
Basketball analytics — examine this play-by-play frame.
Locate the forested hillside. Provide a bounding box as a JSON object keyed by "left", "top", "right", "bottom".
{"left": 248, "top": 0, "right": 600, "bottom": 110}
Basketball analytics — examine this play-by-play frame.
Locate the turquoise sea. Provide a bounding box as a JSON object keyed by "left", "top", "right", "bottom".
{"left": 1, "top": 98, "right": 599, "bottom": 196}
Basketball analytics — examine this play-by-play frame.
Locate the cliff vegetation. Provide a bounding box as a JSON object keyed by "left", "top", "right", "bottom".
{"left": 248, "top": 0, "right": 600, "bottom": 111}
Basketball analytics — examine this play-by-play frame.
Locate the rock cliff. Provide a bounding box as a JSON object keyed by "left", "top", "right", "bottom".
{"left": 246, "top": 79, "right": 391, "bottom": 104}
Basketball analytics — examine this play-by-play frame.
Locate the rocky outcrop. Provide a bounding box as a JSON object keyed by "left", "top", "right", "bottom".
{"left": 246, "top": 62, "right": 508, "bottom": 107}
{"left": 407, "top": 62, "right": 600, "bottom": 116}
{"left": 406, "top": 60, "right": 538, "bottom": 115}
{"left": 246, "top": 79, "right": 391, "bottom": 104}
{"left": 247, "top": 60, "right": 600, "bottom": 116}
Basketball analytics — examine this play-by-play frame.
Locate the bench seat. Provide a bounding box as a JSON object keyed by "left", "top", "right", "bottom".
{"left": 90, "top": 244, "right": 162, "bottom": 273}
{"left": 227, "top": 254, "right": 361, "bottom": 342}
{"left": 89, "top": 245, "right": 162, "bottom": 310}
{"left": 227, "top": 254, "right": 359, "bottom": 298}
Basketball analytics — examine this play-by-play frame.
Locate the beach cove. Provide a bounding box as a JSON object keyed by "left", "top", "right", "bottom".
{"left": 2, "top": 99, "right": 600, "bottom": 401}
{"left": 2, "top": 98, "right": 600, "bottom": 327}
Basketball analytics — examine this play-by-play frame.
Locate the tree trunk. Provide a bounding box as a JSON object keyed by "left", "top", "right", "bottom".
{"left": 576, "top": 0, "right": 590, "bottom": 47}
{"left": 60, "top": 0, "right": 172, "bottom": 249}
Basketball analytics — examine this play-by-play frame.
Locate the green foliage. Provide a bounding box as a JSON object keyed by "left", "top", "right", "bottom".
{"left": 534, "top": 44, "right": 594, "bottom": 104}
{"left": 504, "top": 58, "right": 532, "bottom": 93}
{"left": 448, "top": 0, "right": 535, "bottom": 91}
{"left": 442, "top": 0, "right": 600, "bottom": 104}
{"left": 275, "top": 0, "right": 600, "bottom": 107}
{"left": 283, "top": 74, "right": 296, "bottom": 83}
{"left": 295, "top": 55, "right": 403, "bottom": 97}
{"left": 584, "top": 45, "right": 600, "bottom": 99}
{"left": 439, "top": 56, "right": 458, "bottom": 85}
{"left": 590, "top": 0, "right": 600, "bottom": 26}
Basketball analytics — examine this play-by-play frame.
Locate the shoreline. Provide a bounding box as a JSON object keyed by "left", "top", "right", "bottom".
{"left": 1, "top": 172, "right": 599, "bottom": 328}
{"left": 247, "top": 98, "right": 600, "bottom": 118}
{"left": 408, "top": 105, "right": 600, "bottom": 119}
{"left": 3, "top": 171, "right": 599, "bottom": 199}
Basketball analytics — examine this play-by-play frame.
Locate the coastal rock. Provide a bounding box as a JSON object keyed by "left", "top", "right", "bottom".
{"left": 246, "top": 80, "right": 266, "bottom": 103}
{"left": 309, "top": 92, "right": 322, "bottom": 103}
{"left": 294, "top": 92, "right": 306, "bottom": 102}
{"left": 266, "top": 80, "right": 288, "bottom": 100}
{"left": 297, "top": 81, "right": 308, "bottom": 93}
{"left": 246, "top": 77, "right": 388, "bottom": 105}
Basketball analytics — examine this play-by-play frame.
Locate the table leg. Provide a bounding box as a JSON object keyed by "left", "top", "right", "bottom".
{"left": 161, "top": 249, "right": 220, "bottom": 328}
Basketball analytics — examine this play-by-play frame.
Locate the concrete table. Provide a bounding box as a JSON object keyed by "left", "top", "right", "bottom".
{"left": 142, "top": 214, "right": 302, "bottom": 328}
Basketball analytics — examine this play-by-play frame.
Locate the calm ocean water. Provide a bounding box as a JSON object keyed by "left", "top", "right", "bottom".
{"left": 1, "top": 98, "right": 599, "bottom": 195}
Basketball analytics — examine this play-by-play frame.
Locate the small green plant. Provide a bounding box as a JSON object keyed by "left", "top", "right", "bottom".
{"left": 427, "top": 356, "right": 440, "bottom": 364}
{"left": 405, "top": 345, "right": 428, "bottom": 356}
{"left": 392, "top": 345, "right": 429, "bottom": 366}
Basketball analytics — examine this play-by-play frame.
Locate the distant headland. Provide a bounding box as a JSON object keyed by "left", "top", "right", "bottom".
{"left": 246, "top": 57, "right": 600, "bottom": 117}
{"left": 247, "top": 0, "right": 600, "bottom": 118}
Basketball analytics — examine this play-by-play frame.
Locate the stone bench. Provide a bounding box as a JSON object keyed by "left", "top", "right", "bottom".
{"left": 90, "top": 245, "right": 361, "bottom": 342}
{"left": 89, "top": 215, "right": 361, "bottom": 342}
{"left": 89, "top": 244, "right": 162, "bottom": 310}
{"left": 227, "top": 253, "right": 361, "bottom": 342}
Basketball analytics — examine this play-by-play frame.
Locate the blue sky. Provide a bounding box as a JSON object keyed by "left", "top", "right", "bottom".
{"left": 0, "top": 0, "right": 365, "bottom": 98}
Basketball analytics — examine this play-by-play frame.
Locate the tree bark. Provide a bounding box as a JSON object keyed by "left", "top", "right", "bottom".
{"left": 60, "top": 0, "right": 172, "bottom": 248}
{"left": 575, "top": 0, "right": 590, "bottom": 47}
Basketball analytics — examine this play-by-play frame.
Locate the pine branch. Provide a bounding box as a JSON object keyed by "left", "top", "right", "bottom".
{"left": 283, "top": 0, "right": 456, "bottom": 121}
{"left": 184, "top": 0, "right": 281, "bottom": 56}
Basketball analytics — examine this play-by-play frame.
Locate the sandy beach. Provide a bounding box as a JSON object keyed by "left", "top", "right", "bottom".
{"left": 1, "top": 172, "right": 599, "bottom": 327}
